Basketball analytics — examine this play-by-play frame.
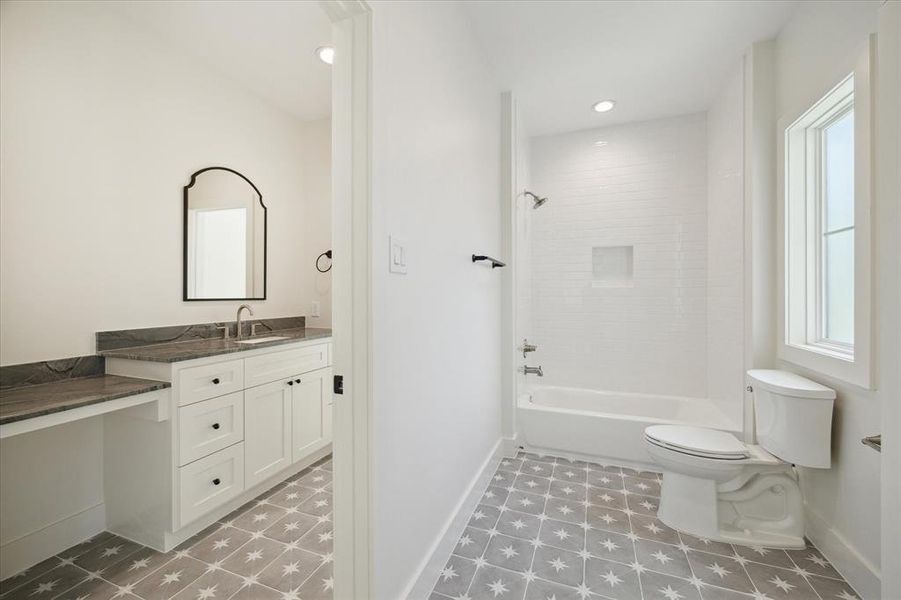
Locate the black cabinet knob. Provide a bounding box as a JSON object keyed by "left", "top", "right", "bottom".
{"left": 295, "top": 379, "right": 301, "bottom": 384}
{"left": 212, "top": 423, "right": 220, "bottom": 430}
{"left": 287, "top": 380, "right": 294, "bottom": 386}
{"left": 212, "top": 378, "right": 220, "bottom": 385}
{"left": 212, "top": 478, "right": 221, "bottom": 486}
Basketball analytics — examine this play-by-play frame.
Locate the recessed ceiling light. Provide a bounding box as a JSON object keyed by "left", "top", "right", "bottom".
{"left": 594, "top": 140, "right": 608, "bottom": 147}
{"left": 592, "top": 100, "right": 616, "bottom": 113}
{"left": 315, "top": 46, "right": 335, "bottom": 65}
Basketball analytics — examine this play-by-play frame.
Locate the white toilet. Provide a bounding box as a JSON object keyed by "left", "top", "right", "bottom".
{"left": 644, "top": 369, "right": 835, "bottom": 548}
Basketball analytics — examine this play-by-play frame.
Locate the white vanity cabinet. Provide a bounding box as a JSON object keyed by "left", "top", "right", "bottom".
{"left": 104, "top": 337, "right": 333, "bottom": 551}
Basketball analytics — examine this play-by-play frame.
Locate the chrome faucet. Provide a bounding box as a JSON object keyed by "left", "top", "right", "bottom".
{"left": 522, "top": 365, "right": 543, "bottom": 377}
{"left": 235, "top": 304, "right": 254, "bottom": 340}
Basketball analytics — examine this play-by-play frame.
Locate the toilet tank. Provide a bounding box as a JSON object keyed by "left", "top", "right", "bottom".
{"left": 748, "top": 369, "right": 836, "bottom": 468}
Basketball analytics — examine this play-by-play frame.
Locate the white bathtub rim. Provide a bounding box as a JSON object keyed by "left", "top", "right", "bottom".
{"left": 517, "top": 389, "right": 741, "bottom": 433}
{"left": 516, "top": 443, "right": 662, "bottom": 474}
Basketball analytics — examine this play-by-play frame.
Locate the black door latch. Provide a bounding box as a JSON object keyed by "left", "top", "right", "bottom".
{"left": 333, "top": 374, "right": 344, "bottom": 395}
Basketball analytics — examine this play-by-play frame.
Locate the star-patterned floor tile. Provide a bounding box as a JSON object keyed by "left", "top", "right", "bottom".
{"left": 169, "top": 569, "right": 243, "bottom": 600}
{"left": 630, "top": 515, "right": 681, "bottom": 545}
{"left": 731, "top": 544, "right": 795, "bottom": 570}
{"left": 587, "top": 470, "right": 625, "bottom": 491}
{"left": 621, "top": 468, "right": 662, "bottom": 481}
{"left": 454, "top": 527, "right": 492, "bottom": 559}
{"left": 586, "top": 529, "right": 637, "bottom": 564}
{"left": 520, "top": 460, "right": 554, "bottom": 478}
{"left": 686, "top": 549, "right": 755, "bottom": 593}
{"left": 489, "top": 469, "right": 517, "bottom": 489}
{"left": 548, "top": 479, "right": 588, "bottom": 502}
{"left": 677, "top": 533, "right": 734, "bottom": 558}
{"left": 584, "top": 556, "right": 642, "bottom": 597}
{"left": 627, "top": 493, "right": 660, "bottom": 516}
{"left": 290, "top": 562, "right": 333, "bottom": 600}
{"left": 229, "top": 506, "right": 288, "bottom": 534}
{"left": 256, "top": 547, "right": 322, "bottom": 592}
{"left": 807, "top": 573, "right": 860, "bottom": 599}
{"left": 495, "top": 510, "right": 541, "bottom": 540}
{"left": 99, "top": 547, "right": 174, "bottom": 588}
{"left": 523, "top": 578, "right": 581, "bottom": 600}
{"left": 640, "top": 570, "right": 703, "bottom": 600}
{"left": 0, "top": 555, "right": 66, "bottom": 596}
{"left": 552, "top": 464, "right": 588, "bottom": 484}
{"left": 784, "top": 545, "right": 844, "bottom": 579}
{"left": 537, "top": 519, "right": 584, "bottom": 553}
{"left": 484, "top": 534, "right": 535, "bottom": 572}
{"left": 480, "top": 486, "right": 511, "bottom": 508}
{"left": 589, "top": 488, "right": 628, "bottom": 511}
{"left": 54, "top": 577, "right": 139, "bottom": 600}
{"left": 1, "top": 564, "right": 87, "bottom": 600}
{"left": 586, "top": 505, "right": 631, "bottom": 534}
{"left": 298, "top": 520, "right": 334, "bottom": 555}
{"left": 469, "top": 504, "right": 503, "bottom": 530}
{"left": 130, "top": 555, "right": 206, "bottom": 600}
{"left": 743, "top": 562, "right": 819, "bottom": 599}
{"left": 73, "top": 537, "right": 144, "bottom": 573}
{"left": 266, "top": 485, "right": 317, "bottom": 510}
{"left": 468, "top": 565, "right": 527, "bottom": 600}
{"left": 623, "top": 476, "right": 661, "bottom": 497}
{"left": 512, "top": 474, "right": 551, "bottom": 495}
{"left": 506, "top": 490, "right": 547, "bottom": 516}
{"left": 263, "top": 512, "right": 319, "bottom": 545}
{"left": 533, "top": 545, "right": 583, "bottom": 587}
{"left": 635, "top": 539, "right": 693, "bottom": 579}
{"left": 544, "top": 497, "right": 587, "bottom": 525}
{"left": 218, "top": 538, "right": 286, "bottom": 578}
{"left": 431, "top": 555, "right": 477, "bottom": 597}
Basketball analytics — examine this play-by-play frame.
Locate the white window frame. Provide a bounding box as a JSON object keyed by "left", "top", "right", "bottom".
{"left": 778, "top": 39, "right": 874, "bottom": 389}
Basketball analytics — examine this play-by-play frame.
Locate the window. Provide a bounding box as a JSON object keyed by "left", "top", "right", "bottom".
{"left": 781, "top": 52, "right": 872, "bottom": 389}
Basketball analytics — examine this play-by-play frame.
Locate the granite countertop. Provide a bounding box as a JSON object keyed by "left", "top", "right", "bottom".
{"left": 98, "top": 327, "right": 332, "bottom": 363}
{"left": 0, "top": 375, "right": 170, "bottom": 425}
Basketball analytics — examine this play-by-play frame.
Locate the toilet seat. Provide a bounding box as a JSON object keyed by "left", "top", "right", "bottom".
{"left": 645, "top": 425, "right": 749, "bottom": 461}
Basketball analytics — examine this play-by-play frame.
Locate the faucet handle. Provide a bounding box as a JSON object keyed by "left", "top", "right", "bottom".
{"left": 251, "top": 323, "right": 264, "bottom": 337}
{"left": 521, "top": 338, "right": 538, "bottom": 358}
{"left": 216, "top": 325, "right": 230, "bottom": 340}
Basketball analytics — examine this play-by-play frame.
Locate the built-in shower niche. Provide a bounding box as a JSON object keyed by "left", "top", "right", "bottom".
{"left": 591, "top": 245, "right": 633, "bottom": 288}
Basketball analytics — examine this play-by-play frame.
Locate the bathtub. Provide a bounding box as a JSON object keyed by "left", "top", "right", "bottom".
{"left": 517, "top": 386, "right": 740, "bottom": 468}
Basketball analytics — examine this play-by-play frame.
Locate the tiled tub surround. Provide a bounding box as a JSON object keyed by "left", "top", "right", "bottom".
{"left": 0, "top": 357, "right": 169, "bottom": 425}
{"left": 429, "top": 453, "right": 858, "bottom": 600}
{"left": 0, "top": 457, "right": 334, "bottom": 600}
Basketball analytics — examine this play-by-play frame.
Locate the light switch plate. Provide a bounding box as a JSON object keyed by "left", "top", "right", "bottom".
{"left": 389, "top": 235, "right": 407, "bottom": 274}
{"left": 311, "top": 301, "right": 321, "bottom": 317}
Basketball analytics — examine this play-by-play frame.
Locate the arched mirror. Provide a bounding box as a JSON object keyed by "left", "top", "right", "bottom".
{"left": 183, "top": 167, "right": 266, "bottom": 300}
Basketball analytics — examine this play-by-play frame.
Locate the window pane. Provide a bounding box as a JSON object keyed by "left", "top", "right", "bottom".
{"left": 824, "top": 229, "right": 854, "bottom": 344}
{"left": 823, "top": 110, "right": 854, "bottom": 232}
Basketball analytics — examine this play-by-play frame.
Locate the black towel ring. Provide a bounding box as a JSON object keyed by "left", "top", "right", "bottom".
{"left": 316, "top": 250, "right": 332, "bottom": 273}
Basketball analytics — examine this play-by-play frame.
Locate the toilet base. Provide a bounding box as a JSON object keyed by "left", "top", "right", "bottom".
{"left": 657, "top": 469, "right": 806, "bottom": 549}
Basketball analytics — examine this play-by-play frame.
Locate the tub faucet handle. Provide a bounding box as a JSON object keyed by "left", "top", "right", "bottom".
{"left": 521, "top": 339, "right": 538, "bottom": 358}
{"left": 523, "top": 365, "right": 543, "bottom": 377}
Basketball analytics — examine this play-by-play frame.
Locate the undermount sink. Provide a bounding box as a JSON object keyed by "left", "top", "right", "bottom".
{"left": 235, "top": 336, "right": 289, "bottom": 345}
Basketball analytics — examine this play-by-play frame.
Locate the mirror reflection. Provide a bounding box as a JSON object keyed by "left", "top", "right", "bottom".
{"left": 184, "top": 168, "right": 266, "bottom": 300}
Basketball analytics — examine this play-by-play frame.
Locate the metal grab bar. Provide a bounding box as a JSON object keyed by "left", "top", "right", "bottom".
{"left": 862, "top": 435, "right": 881, "bottom": 452}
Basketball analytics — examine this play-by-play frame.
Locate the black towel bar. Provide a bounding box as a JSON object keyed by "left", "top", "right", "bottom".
{"left": 472, "top": 254, "right": 506, "bottom": 268}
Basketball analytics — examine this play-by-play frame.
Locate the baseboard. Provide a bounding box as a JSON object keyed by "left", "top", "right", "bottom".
{"left": 0, "top": 502, "right": 106, "bottom": 580}
{"left": 403, "top": 436, "right": 512, "bottom": 600}
{"left": 805, "top": 505, "right": 881, "bottom": 599}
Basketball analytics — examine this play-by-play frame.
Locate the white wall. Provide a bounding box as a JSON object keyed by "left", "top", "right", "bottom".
{"left": 298, "top": 118, "right": 333, "bottom": 329}
{"left": 0, "top": 1, "right": 331, "bottom": 366}
{"left": 368, "top": 1, "right": 501, "bottom": 597}
{"left": 528, "top": 114, "right": 710, "bottom": 399}
{"left": 706, "top": 64, "right": 746, "bottom": 425}
{"left": 770, "top": 1, "right": 883, "bottom": 595}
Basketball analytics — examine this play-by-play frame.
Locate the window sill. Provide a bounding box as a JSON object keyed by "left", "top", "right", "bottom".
{"left": 778, "top": 341, "right": 871, "bottom": 390}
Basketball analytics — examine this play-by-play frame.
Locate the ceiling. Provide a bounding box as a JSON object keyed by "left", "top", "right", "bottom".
{"left": 463, "top": 0, "right": 799, "bottom": 136}
{"left": 108, "top": 1, "right": 332, "bottom": 122}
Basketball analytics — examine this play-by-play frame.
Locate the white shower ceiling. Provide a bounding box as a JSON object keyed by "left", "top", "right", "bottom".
{"left": 463, "top": 0, "right": 798, "bottom": 136}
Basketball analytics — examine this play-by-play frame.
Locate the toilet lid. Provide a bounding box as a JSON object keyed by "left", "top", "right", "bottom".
{"left": 645, "top": 425, "right": 750, "bottom": 459}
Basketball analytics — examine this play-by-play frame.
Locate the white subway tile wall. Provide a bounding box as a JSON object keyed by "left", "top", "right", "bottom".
{"left": 527, "top": 114, "right": 711, "bottom": 398}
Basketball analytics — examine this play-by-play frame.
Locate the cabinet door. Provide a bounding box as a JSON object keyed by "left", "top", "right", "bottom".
{"left": 244, "top": 379, "right": 292, "bottom": 488}
{"left": 292, "top": 367, "right": 330, "bottom": 462}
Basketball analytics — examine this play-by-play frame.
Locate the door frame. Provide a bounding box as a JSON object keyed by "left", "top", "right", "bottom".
{"left": 321, "top": 1, "right": 373, "bottom": 598}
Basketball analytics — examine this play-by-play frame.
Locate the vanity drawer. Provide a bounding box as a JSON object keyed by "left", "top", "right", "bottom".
{"left": 179, "top": 442, "right": 244, "bottom": 526}
{"left": 178, "top": 359, "right": 244, "bottom": 406}
{"left": 178, "top": 392, "right": 244, "bottom": 466}
{"left": 244, "top": 344, "right": 329, "bottom": 388}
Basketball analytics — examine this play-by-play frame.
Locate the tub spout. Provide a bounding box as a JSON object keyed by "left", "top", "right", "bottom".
{"left": 522, "top": 365, "right": 543, "bottom": 377}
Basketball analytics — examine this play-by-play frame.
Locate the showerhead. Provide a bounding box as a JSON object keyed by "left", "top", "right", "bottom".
{"left": 524, "top": 190, "right": 549, "bottom": 209}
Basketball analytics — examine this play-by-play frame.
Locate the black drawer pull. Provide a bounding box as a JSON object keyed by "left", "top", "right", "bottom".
{"left": 295, "top": 379, "right": 301, "bottom": 384}
{"left": 212, "top": 478, "right": 221, "bottom": 486}
{"left": 212, "top": 378, "right": 220, "bottom": 385}
{"left": 212, "top": 423, "right": 220, "bottom": 430}
{"left": 287, "top": 380, "right": 294, "bottom": 386}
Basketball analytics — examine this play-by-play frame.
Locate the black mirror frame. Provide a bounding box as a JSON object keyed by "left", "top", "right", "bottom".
{"left": 183, "top": 167, "right": 267, "bottom": 302}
